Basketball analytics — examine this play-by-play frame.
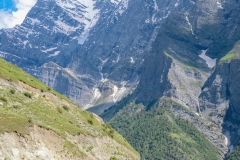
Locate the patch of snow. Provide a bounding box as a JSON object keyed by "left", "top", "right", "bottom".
{"left": 145, "top": 19, "right": 150, "bottom": 23}
{"left": 111, "top": 83, "right": 127, "bottom": 102}
{"left": 163, "top": 11, "right": 171, "bottom": 19}
{"left": 199, "top": 50, "right": 216, "bottom": 68}
{"left": 224, "top": 131, "right": 234, "bottom": 154}
{"left": 100, "top": 73, "right": 109, "bottom": 83}
{"left": 113, "top": 0, "right": 129, "bottom": 15}
{"left": 175, "top": 0, "right": 180, "bottom": 7}
{"left": 41, "top": 47, "right": 58, "bottom": 53}
{"left": 23, "top": 40, "right": 28, "bottom": 49}
{"left": 48, "top": 51, "right": 60, "bottom": 57}
{"left": 56, "top": 0, "right": 100, "bottom": 44}
{"left": 217, "top": 1, "right": 223, "bottom": 9}
{"left": 78, "top": 31, "right": 90, "bottom": 45}
{"left": 153, "top": 0, "right": 159, "bottom": 11}
{"left": 185, "top": 15, "right": 194, "bottom": 35}
{"left": 98, "top": 58, "right": 109, "bottom": 70}
{"left": 54, "top": 20, "right": 79, "bottom": 35}
{"left": 110, "top": 0, "right": 121, "bottom": 5}
{"left": 26, "top": 17, "right": 40, "bottom": 25}
{"left": 93, "top": 88, "right": 101, "bottom": 99}
{"left": 189, "top": 0, "right": 195, "bottom": 5}
{"left": 130, "top": 57, "right": 135, "bottom": 63}
{"left": 116, "top": 54, "right": 120, "bottom": 63}
{"left": 111, "top": 86, "right": 119, "bottom": 102}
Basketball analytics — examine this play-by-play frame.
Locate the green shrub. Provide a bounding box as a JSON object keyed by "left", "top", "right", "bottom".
{"left": 57, "top": 107, "right": 62, "bottom": 113}
{"left": 110, "top": 157, "right": 118, "bottom": 160}
{"left": 109, "top": 129, "right": 114, "bottom": 138}
{"left": 0, "top": 97, "right": 7, "bottom": 102}
{"left": 87, "top": 119, "right": 93, "bottom": 125}
{"left": 63, "top": 105, "right": 69, "bottom": 111}
{"left": 23, "top": 92, "right": 32, "bottom": 98}
{"left": 10, "top": 89, "right": 15, "bottom": 94}
{"left": 13, "top": 105, "right": 19, "bottom": 109}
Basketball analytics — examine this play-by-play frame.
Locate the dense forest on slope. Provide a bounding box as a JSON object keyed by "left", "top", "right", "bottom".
{"left": 227, "top": 142, "right": 240, "bottom": 160}
{"left": 108, "top": 101, "right": 220, "bottom": 160}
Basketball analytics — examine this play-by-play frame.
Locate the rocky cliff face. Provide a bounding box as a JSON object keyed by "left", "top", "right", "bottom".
{"left": 199, "top": 41, "right": 240, "bottom": 153}
{"left": 101, "top": 0, "right": 240, "bottom": 157}
{"left": 0, "top": 0, "right": 203, "bottom": 111}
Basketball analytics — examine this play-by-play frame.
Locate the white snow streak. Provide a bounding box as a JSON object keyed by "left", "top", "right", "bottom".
{"left": 130, "top": 57, "right": 135, "bottom": 63}
{"left": 41, "top": 47, "right": 58, "bottom": 53}
{"left": 217, "top": 1, "right": 223, "bottom": 9}
{"left": 93, "top": 88, "right": 101, "bottom": 100}
{"left": 153, "top": 0, "right": 159, "bottom": 11}
{"left": 111, "top": 82, "right": 127, "bottom": 102}
{"left": 175, "top": 0, "right": 180, "bottom": 7}
{"left": 185, "top": 15, "right": 194, "bottom": 35}
{"left": 48, "top": 51, "right": 60, "bottom": 57}
{"left": 224, "top": 131, "right": 234, "bottom": 154}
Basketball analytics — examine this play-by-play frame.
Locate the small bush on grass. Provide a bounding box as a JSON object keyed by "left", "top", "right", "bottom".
{"left": 23, "top": 92, "right": 32, "bottom": 98}
{"left": 0, "top": 97, "right": 7, "bottom": 102}
{"left": 10, "top": 89, "right": 15, "bottom": 94}
{"left": 63, "top": 105, "right": 69, "bottom": 111}
{"left": 87, "top": 120, "right": 93, "bottom": 125}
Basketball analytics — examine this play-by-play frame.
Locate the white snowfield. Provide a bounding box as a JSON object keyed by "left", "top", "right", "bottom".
{"left": 55, "top": 0, "right": 100, "bottom": 44}
{"left": 199, "top": 50, "right": 217, "bottom": 69}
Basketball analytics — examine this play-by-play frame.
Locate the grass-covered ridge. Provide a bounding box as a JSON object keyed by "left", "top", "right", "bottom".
{"left": 220, "top": 40, "right": 240, "bottom": 62}
{"left": 0, "top": 58, "right": 71, "bottom": 103}
{"left": 0, "top": 58, "right": 139, "bottom": 158}
{"left": 108, "top": 100, "right": 220, "bottom": 160}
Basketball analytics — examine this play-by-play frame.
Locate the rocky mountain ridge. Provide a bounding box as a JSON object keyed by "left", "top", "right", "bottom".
{"left": 1, "top": 0, "right": 240, "bottom": 159}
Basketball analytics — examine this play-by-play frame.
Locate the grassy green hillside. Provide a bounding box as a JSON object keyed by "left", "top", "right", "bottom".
{"left": 0, "top": 58, "right": 139, "bottom": 159}
{"left": 108, "top": 100, "right": 220, "bottom": 160}
{"left": 0, "top": 57, "right": 72, "bottom": 103}
{"left": 220, "top": 41, "right": 240, "bottom": 62}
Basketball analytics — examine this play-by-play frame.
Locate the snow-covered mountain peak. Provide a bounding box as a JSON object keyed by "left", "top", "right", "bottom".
{"left": 55, "top": 0, "right": 100, "bottom": 42}
{"left": 56, "top": 0, "right": 99, "bottom": 22}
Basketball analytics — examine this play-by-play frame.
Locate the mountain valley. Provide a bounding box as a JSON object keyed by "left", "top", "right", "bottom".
{"left": 1, "top": 0, "right": 240, "bottom": 159}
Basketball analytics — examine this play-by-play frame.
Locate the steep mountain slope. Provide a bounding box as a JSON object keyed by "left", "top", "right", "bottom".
{"left": 102, "top": 0, "right": 240, "bottom": 159}
{"left": 0, "top": 58, "right": 139, "bottom": 160}
{"left": 0, "top": 0, "right": 197, "bottom": 112}
{"left": 1, "top": 0, "right": 240, "bottom": 159}
{"left": 108, "top": 99, "right": 221, "bottom": 160}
